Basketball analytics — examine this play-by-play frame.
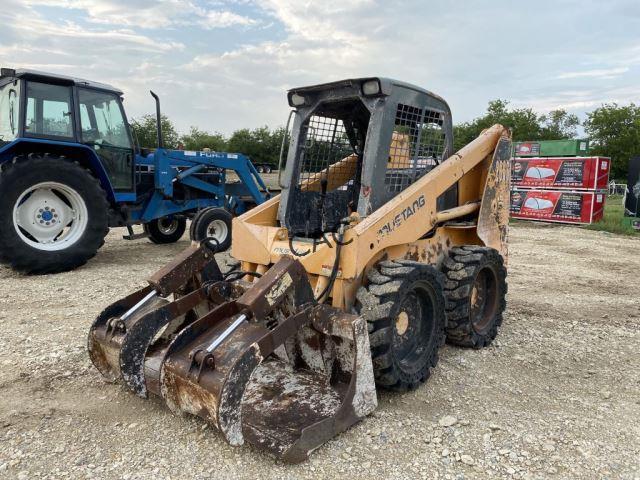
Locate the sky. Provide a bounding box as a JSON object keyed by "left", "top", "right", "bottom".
{"left": 1, "top": 0, "right": 639, "bottom": 135}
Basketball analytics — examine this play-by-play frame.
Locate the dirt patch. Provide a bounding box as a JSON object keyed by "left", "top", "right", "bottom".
{"left": 0, "top": 223, "right": 639, "bottom": 479}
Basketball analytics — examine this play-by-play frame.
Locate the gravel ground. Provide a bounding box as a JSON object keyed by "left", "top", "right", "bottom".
{"left": 0, "top": 223, "right": 639, "bottom": 479}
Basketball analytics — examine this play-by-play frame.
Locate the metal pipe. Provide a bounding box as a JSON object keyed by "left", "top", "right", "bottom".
{"left": 150, "top": 90, "right": 164, "bottom": 149}
{"left": 205, "top": 314, "right": 248, "bottom": 353}
{"left": 120, "top": 290, "right": 157, "bottom": 321}
{"left": 434, "top": 202, "right": 481, "bottom": 224}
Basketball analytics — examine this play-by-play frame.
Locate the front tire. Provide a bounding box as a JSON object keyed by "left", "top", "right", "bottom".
{"left": 189, "top": 207, "right": 232, "bottom": 251}
{"left": 144, "top": 216, "right": 187, "bottom": 244}
{"left": 442, "top": 246, "right": 507, "bottom": 348}
{"left": 355, "top": 259, "right": 446, "bottom": 392}
{"left": 0, "top": 154, "right": 109, "bottom": 274}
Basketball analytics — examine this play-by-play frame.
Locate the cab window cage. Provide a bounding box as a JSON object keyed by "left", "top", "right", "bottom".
{"left": 386, "top": 103, "right": 447, "bottom": 195}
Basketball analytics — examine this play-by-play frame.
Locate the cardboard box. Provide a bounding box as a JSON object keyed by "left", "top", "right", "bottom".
{"left": 513, "top": 139, "right": 589, "bottom": 157}
{"left": 511, "top": 156, "right": 610, "bottom": 190}
{"left": 510, "top": 188, "right": 605, "bottom": 224}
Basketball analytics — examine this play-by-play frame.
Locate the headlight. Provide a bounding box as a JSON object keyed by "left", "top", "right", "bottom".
{"left": 362, "top": 79, "right": 381, "bottom": 96}
{"left": 290, "top": 93, "right": 306, "bottom": 106}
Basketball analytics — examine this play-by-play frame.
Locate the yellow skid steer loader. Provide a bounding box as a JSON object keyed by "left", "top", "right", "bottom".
{"left": 88, "top": 77, "right": 511, "bottom": 463}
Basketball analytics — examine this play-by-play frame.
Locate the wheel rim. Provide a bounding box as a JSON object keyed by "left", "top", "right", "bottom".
{"left": 13, "top": 181, "right": 88, "bottom": 252}
{"left": 206, "top": 219, "right": 228, "bottom": 243}
{"left": 470, "top": 266, "right": 499, "bottom": 334}
{"left": 158, "top": 217, "right": 179, "bottom": 235}
{"left": 392, "top": 281, "right": 436, "bottom": 371}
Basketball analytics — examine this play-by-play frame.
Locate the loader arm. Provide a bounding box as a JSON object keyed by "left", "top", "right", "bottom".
{"left": 353, "top": 124, "right": 511, "bottom": 260}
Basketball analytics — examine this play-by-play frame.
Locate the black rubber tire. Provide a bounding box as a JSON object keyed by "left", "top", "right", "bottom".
{"left": 355, "top": 259, "right": 446, "bottom": 392}
{"left": 0, "top": 154, "right": 109, "bottom": 274}
{"left": 264, "top": 165, "right": 272, "bottom": 174}
{"left": 189, "top": 207, "right": 232, "bottom": 251}
{"left": 441, "top": 246, "right": 507, "bottom": 348}
{"left": 256, "top": 165, "right": 265, "bottom": 173}
{"left": 143, "top": 216, "right": 187, "bottom": 244}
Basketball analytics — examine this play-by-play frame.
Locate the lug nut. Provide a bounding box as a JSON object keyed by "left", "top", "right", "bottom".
{"left": 37, "top": 214, "right": 41, "bottom": 218}
{"left": 54, "top": 214, "right": 58, "bottom": 218}
{"left": 45, "top": 206, "right": 50, "bottom": 211}
{"left": 46, "top": 222, "right": 50, "bottom": 226}
{"left": 40, "top": 220, "right": 44, "bottom": 224}
{"left": 39, "top": 209, "right": 43, "bottom": 213}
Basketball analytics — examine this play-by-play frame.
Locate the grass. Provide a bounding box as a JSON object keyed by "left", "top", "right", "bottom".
{"left": 586, "top": 195, "right": 639, "bottom": 236}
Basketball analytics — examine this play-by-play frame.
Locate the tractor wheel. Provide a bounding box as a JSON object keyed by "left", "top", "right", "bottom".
{"left": 0, "top": 154, "right": 109, "bottom": 274}
{"left": 144, "top": 216, "right": 187, "bottom": 244}
{"left": 441, "top": 246, "right": 507, "bottom": 348}
{"left": 355, "top": 259, "right": 446, "bottom": 391}
{"left": 190, "top": 207, "right": 232, "bottom": 251}
{"left": 256, "top": 165, "right": 265, "bottom": 173}
{"left": 264, "top": 165, "right": 272, "bottom": 174}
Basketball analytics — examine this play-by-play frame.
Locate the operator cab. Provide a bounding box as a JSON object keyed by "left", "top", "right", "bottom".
{"left": 0, "top": 68, "right": 134, "bottom": 191}
{"left": 278, "top": 77, "right": 455, "bottom": 238}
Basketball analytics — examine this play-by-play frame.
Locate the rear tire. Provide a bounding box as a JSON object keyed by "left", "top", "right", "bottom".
{"left": 144, "top": 216, "right": 187, "bottom": 244}
{"left": 355, "top": 259, "right": 446, "bottom": 391}
{"left": 190, "top": 207, "right": 232, "bottom": 251}
{"left": 0, "top": 154, "right": 109, "bottom": 274}
{"left": 441, "top": 246, "right": 507, "bottom": 348}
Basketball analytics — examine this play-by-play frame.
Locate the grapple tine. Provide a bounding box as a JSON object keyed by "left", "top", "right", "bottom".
{"left": 119, "top": 287, "right": 210, "bottom": 397}
{"left": 87, "top": 285, "right": 155, "bottom": 382}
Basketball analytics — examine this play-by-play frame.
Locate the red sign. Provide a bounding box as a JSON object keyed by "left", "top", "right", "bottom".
{"left": 510, "top": 189, "right": 605, "bottom": 224}
{"left": 511, "top": 157, "right": 610, "bottom": 190}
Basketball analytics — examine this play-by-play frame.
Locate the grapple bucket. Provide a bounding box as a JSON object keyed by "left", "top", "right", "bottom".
{"left": 88, "top": 246, "right": 377, "bottom": 462}
{"left": 159, "top": 257, "right": 377, "bottom": 462}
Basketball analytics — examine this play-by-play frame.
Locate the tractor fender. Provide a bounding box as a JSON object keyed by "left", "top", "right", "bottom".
{"left": 0, "top": 138, "right": 117, "bottom": 203}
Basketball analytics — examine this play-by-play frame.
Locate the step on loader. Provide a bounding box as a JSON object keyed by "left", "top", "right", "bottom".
{"left": 88, "top": 77, "right": 511, "bottom": 462}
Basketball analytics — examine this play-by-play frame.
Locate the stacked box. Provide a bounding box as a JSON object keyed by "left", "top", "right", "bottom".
{"left": 510, "top": 189, "right": 605, "bottom": 224}
{"left": 511, "top": 157, "right": 610, "bottom": 190}
{"left": 511, "top": 139, "right": 609, "bottom": 225}
{"left": 513, "top": 139, "right": 589, "bottom": 157}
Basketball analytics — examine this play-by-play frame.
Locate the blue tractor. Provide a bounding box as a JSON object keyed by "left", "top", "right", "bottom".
{"left": 0, "top": 68, "right": 269, "bottom": 274}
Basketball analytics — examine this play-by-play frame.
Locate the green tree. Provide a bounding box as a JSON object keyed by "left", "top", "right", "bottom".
{"left": 584, "top": 103, "right": 640, "bottom": 180}
{"left": 453, "top": 100, "right": 578, "bottom": 151}
{"left": 539, "top": 109, "right": 580, "bottom": 140}
{"left": 130, "top": 114, "right": 180, "bottom": 149}
{"left": 227, "top": 126, "right": 285, "bottom": 166}
{"left": 180, "top": 127, "right": 227, "bottom": 151}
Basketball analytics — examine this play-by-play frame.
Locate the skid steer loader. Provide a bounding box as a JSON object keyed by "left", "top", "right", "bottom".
{"left": 88, "top": 77, "right": 511, "bottom": 463}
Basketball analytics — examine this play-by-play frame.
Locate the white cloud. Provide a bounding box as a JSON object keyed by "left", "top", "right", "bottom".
{"left": 23, "top": 0, "right": 258, "bottom": 29}
{"left": 2, "top": 0, "right": 640, "bottom": 136}
{"left": 557, "top": 67, "right": 630, "bottom": 79}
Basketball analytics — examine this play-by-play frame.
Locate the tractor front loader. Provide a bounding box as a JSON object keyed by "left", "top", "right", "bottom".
{"left": 88, "top": 78, "right": 511, "bottom": 462}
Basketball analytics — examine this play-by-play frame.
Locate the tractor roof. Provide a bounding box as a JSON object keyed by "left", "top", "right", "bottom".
{"left": 288, "top": 77, "right": 449, "bottom": 107}
{"left": 0, "top": 68, "right": 123, "bottom": 95}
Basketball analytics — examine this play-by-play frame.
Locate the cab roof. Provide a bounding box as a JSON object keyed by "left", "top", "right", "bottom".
{"left": 0, "top": 68, "right": 123, "bottom": 95}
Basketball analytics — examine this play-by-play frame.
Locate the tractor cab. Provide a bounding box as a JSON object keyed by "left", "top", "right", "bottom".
{"left": 0, "top": 68, "right": 135, "bottom": 191}
{"left": 278, "top": 77, "right": 455, "bottom": 238}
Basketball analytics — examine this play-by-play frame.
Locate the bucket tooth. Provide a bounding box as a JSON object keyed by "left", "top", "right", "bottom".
{"left": 158, "top": 257, "right": 378, "bottom": 462}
